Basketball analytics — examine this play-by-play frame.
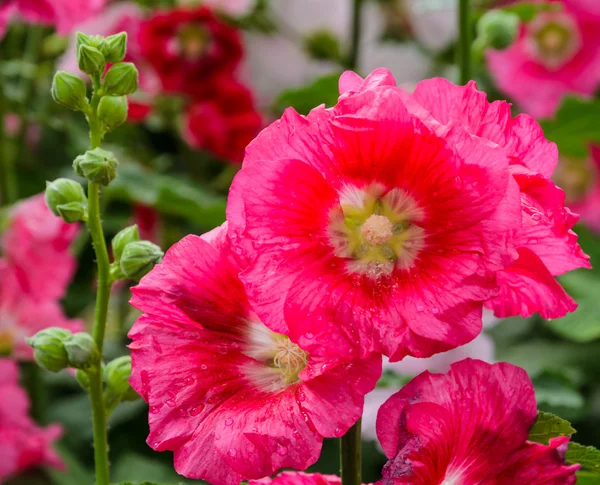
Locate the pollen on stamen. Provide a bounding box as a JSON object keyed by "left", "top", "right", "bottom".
{"left": 361, "top": 214, "right": 394, "bottom": 245}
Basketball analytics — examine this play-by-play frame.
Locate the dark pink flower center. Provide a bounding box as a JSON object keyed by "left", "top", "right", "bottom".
{"left": 527, "top": 13, "right": 581, "bottom": 70}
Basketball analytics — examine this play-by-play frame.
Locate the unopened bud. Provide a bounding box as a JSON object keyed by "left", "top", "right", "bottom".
{"left": 112, "top": 225, "right": 140, "bottom": 262}
{"left": 101, "top": 32, "right": 127, "bottom": 63}
{"left": 51, "top": 71, "right": 87, "bottom": 111}
{"left": 27, "top": 328, "right": 72, "bottom": 372}
{"left": 120, "top": 240, "right": 163, "bottom": 280}
{"left": 76, "top": 32, "right": 106, "bottom": 51}
{"left": 102, "top": 62, "right": 138, "bottom": 96}
{"left": 97, "top": 95, "right": 128, "bottom": 132}
{"left": 477, "top": 10, "right": 520, "bottom": 50}
{"left": 45, "top": 178, "right": 87, "bottom": 223}
{"left": 64, "top": 332, "right": 100, "bottom": 370}
{"left": 104, "top": 356, "right": 138, "bottom": 401}
{"left": 304, "top": 30, "right": 341, "bottom": 61}
{"left": 73, "top": 148, "right": 118, "bottom": 186}
{"left": 75, "top": 368, "right": 91, "bottom": 392}
{"left": 77, "top": 44, "right": 106, "bottom": 75}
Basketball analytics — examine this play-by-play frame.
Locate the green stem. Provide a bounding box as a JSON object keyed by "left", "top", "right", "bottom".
{"left": 340, "top": 418, "right": 362, "bottom": 485}
{"left": 459, "top": 0, "right": 472, "bottom": 84}
{"left": 0, "top": 85, "right": 18, "bottom": 204}
{"left": 347, "top": 0, "right": 363, "bottom": 70}
{"left": 86, "top": 73, "right": 111, "bottom": 485}
{"left": 88, "top": 368, "right": 110, "bottom": 485}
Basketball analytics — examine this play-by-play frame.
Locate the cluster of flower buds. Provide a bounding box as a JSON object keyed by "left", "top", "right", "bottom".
{"left": 27, "top": 328, "right": 100, "bottom": 372}
{"left": 110, "top": 224, "right": 163, "bottom": 281}
{"left": 472, "top": 10, "right": 520, "bottom": 61}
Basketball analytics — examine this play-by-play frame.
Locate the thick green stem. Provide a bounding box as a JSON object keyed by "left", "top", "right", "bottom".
{"left": 86, "top": 74, "right": 111, "bottom": 485}
{"left": 340, "top": 419, "right": 362, "bottom": 485}
{"left": 459, "top": 0, "right": 472, "bottom": 84}
{"left": 347, "top": 0, "right": 363, "bottom": 69}
{"left": 89, "top": 368, "right": 110, "bottom": 485}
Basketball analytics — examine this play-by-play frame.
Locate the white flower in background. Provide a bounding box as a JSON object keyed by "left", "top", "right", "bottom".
{"left": 242, "top": 0, "right": 432, "bottom": 107}
{"left": 177, "top": 0, "right": 256, "bottom": 16}
{"left": 361, "top": 310, "right": 498, "bottom": 442}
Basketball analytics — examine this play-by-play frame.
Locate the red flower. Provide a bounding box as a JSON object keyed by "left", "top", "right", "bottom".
{"left": 139, "top": 7, "right": 243, "bottom": 95}
{"left": 183, "top": 77, "right": 263, "bottom": 162}
{"left": 227, "top": 68, "right": 520, "bottom": 361}
{"left": 128, "top": 223, "right": 381, "bottom": 485}
{"left": 250, "top": 472, "right": 350, "bottom": 485}
{"left": 376, "top": 359, "right": 578, "bottom": 484}
{"left": 0, "top": 359, "right": 63, "bottom": 482}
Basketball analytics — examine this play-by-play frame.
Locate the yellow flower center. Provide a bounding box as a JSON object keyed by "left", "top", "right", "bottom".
{"left": 361, "top": 214, "right": 394, "bottom": 245}
{"left": 177, "top": 24, "right": 210, "bottom": 61}
{"left": 528, "top": 14, "right": 581, "bottom": 70}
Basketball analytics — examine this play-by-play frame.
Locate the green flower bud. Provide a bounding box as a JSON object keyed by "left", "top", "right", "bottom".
{"left": 102, "top": 62, "right": 138, "bottom": 96}
{"left": 73, "top": 148, "right": 118, "bottom": 186}
{"left": 97, "top": 95, "right": 128, "bottom": 132}
{"left": 112, "top": 225, "right": 140, "bottom": 262}
{"left": 77, "top": 44, "right": 106, "bottom": 75}
{"left": 27, "top": 327, "right": 72, "bottom": 372}
{"left": 51, "top": 71, "right": 87, "bottom": 111}
{"left": 75, "top": 368, "right": 91, "bottom": 392}
{"left": 477, "top": 10, "right": 520, "bottom": 50}
{"left": 120, "top": 240, "right": 163, "bottom": 280}
{"left": 104, "top": 356, "right": 138, "bottom": 401}
{"left": 101, "top": 32, "right": 127, "bottom": 63}
{"left": 45, "top": 178, "right": 87, "bottom": 222}
{"left": 76, "top": 32, "right": 106, "bottom": 51}
{"left": 64, "top": 332, "right": 100, "bottom": 370}
{"left": 304, "top": 30, "right": 341, "bottom": 61}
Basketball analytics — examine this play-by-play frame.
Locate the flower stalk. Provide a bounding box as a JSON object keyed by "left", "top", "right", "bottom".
{"left": 347, "top": 0, "right": 364, "bottom": 70}
{"left": 459, "top": 0, "right": 472, "bottom": 84}
{"left": 340, "top": 419, "right": 362, "bottom": 485}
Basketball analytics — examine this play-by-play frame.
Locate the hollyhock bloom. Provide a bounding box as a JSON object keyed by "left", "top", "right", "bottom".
{"left": 395, "top": 76, "right": 589, "bottom": 319}
{"left": 0, "top": 262, "right": 82, "bottom": 360}
{"left": 0, "top": 0, "right": 105, "bottom": 37}
{"left": 0, "top": 359, "right": 63, "bottom": 483}
{"left": 182, "top": 77, "right": 262, "bottom": 162}
{"left": 376, "top": 359, "right": 579, "bottom": 484}
{"left": 1, "top": 194, "right": 79, "bottom": 301}
{"left": 250, "top": 472, "right": 347, "bottom": 485}
{"left": 58, "top": 2, "right": 160, "bottom": 123}
{"left": 228, "top": 68, "right": 520, "bottom": 361}
{"left": 128, "top": 224, "right": 381, "bottom": 485}
{"left": 139, "top": 7, "right": 243, "bottom": 95}
{"left": 555, "top": 146, "right": 600, "bottom": 233}
{"left": 487, "top": 0, "right": 600, "bottom": 118}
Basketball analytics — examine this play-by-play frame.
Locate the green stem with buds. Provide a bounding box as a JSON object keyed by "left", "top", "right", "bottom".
{"left": 86, "top": 72, "right": 112, "bottom": 485}
{"left": 340, "top": 419, "right": 362, "bottom": 485}
{"left": 459, "top": 0, "right": 472, "bottom": 84}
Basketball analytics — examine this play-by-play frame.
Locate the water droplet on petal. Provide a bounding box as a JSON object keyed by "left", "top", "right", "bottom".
{"left": 184, "top": 376, "right": 195, "bottom": 385}
{"left": 431, "top": 307, "right": 439, "bottom": 315}
{"left": 165, "top": 399, "right": 176, "bottom": 407}
{"left": 190, "top": 405, "right": 204, "bottom": 416}
{"left": 305, "top": 332, "right": 314, "bottom": 340}
{"left": 225, "top": 417, "right": 234, "bottom": 426}
{"left": 276, "top": 444, "right": 288, "bottom": 456}
{"left": 150, "top": 406, "right": 160, "bottom": 414}
{"left": 229, "top": 448, "right": 237, "bottom": 457}
{"left": 218, "top": 345, "right": 228, "bottom": 355}
{"left": 298, "top": 392, "right": 306, "bottom": 402}
{"left": 200, "top": 364, "right": 208, "bottom": 370}
{"left": 416, "top": 305, "right": 424, "bottom": 312}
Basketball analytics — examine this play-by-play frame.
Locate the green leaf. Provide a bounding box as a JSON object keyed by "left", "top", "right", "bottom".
{"left": 528, "top": 411, "right": 576, "bottom": 444}
{"left": 106, "top": 163, "right": 226, "bottom": 230}
{"left": 539, "top": 97, "right": 600, "bottom": 158}
{"left": 576, "top": 471, "right": 600, "bottom": 484}
{"left": 273, "top": 73, "right": 342, "bottom": 115}
{"left": 112, "top": 453, "right": 199, "bottom": 485}
{"left": 501, "top": 1, "right": 561, "bottom": 22}
{"left": 546, "top": 296, "right": 600, "bottom": 343}
{"left": 566, "top": 443, "right": 600, "bottom": 474}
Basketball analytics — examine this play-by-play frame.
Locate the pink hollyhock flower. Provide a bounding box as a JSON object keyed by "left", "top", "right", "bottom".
{"left": 182, "top": 77, "right": 263, "bottom": 162}
{"left": 0, "top": 359, "right": 63, "bottom": 483}
{"left": 0, "top": 0, "right": 106, "bottom": 37}
{"left": 393, "top": 76, "right": 589, "bottom": 319}
{"left": 487, "top": 0, "right": 600, "bottom": 118}
{"left": 2, "top": 194, "right": 79, "bottom": 301}
{"left": 228, "top": 68, "right": 521, "bottom": 361}
{"left": 250, "top": 472, "right": 348, "bottom": 485}
{"left": 0, "top": 262, "right": 82, "bottom": 360}
{"left": 376, "top": 359, "right": 579, "bottom": 484}
{"left": 58, "top": 2, "right": 160, "bottom": 123}
{"left": 128, "top": 224, "right": 381, "bottom": 485}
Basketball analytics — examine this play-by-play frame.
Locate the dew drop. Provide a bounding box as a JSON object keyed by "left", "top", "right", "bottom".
{"left": 431, "top": 307, "right": 439, "bottom": 315}
{"left": 190, "top": 405, "right": 204, "bottom": 416}
{"left": 276, "top": 444, "right": 288, "bottom": 456}
{"left": 150, "top": 406, "right": 161, "bottom": 415}
{"left": 297, "top": 392, "right": 306, "bottom": 402}
{"left": 229, "top": 448, "right": 237, "bottom": 457}
{"left": 200, "top": 364, "right": 208, "bottom": 370}
{"left": 184, "top": 376, "right": 195, "bottom": 385}
{"left": 225, "top": 417, "right": 234, "bottom": 426}
{"left": 334, "top": 427, "right": 342, "bottom": 437}
{"left": 416, "top": 305, "right": 424, "bottom": 312}
{"left": 218, "top": 345, "right": 228, "bottom": 355}
{"left": 165, "top": 399, "right": 176, "bottom": 407}
{"left": 305, "top": 332, "right": 314, "bottom": 340}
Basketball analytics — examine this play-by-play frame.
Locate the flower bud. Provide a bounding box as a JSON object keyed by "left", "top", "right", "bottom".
{"left": 104, "top": 356, "right": 138, "bottom": 401}
{"left": 120, "top": 240, "right": 163, "bottom": 280}
{"left": 101, "top": 32, "right": 127, "bottom": 63}
{"left": 102, "top": 62, "right": 138, "bottom": 96}
{"left": 45, "top": 178, "right": 87, "bottom": 223}
{"left": 77, "top": 44, "right": 106, "bottom": 75}
{"left": 64, "top": 332, "right": 100, "bottom": 370}
{"left": 76, "top": 32, "right": 105, "bottom": 51}
{"left": 73, "top": 148, "right": 118, "bottom": 186}
{"left": 27, "top": 328, "right": 72, "bottom": 372}
{"left": 51, "top": 71, "right": 87, "bottom": 111}
{"left": 75, "top": 368, "right": 91, "bottom": 392}
{"left": 477, "top": 10, "right": 520, "bottom": 50}
{"left": 304, "top": 30, "right": 341, "bottom": 61}
{"left": 112, "top": 225, "right": 140, "bottom": 262}
{"left": 97, "top": 95, "right": 128, "bottom": 132}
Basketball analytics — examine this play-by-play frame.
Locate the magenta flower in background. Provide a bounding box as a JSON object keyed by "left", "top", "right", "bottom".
{"left": 0, "top": 359, "right": 63, "bottom": 483}
{"left": 228, "top": 68, "right": 521, "bottom": 362}
{"left": 0, "top": 0, "right": 106, "bottom": 38}
{"left": 250, "top": 472, "right": 351, "bottom": 485}
{"left": 128, "top": 224, "right": 380, "bottom": 485}
{"left": 376, "top": 359, "right": 579, "bottom": 484}
{"left": 2, "top": 194, "right": 79, "bottom": 301}
{"left": 487, "top": 0, "right": 600, "bottom": 118}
